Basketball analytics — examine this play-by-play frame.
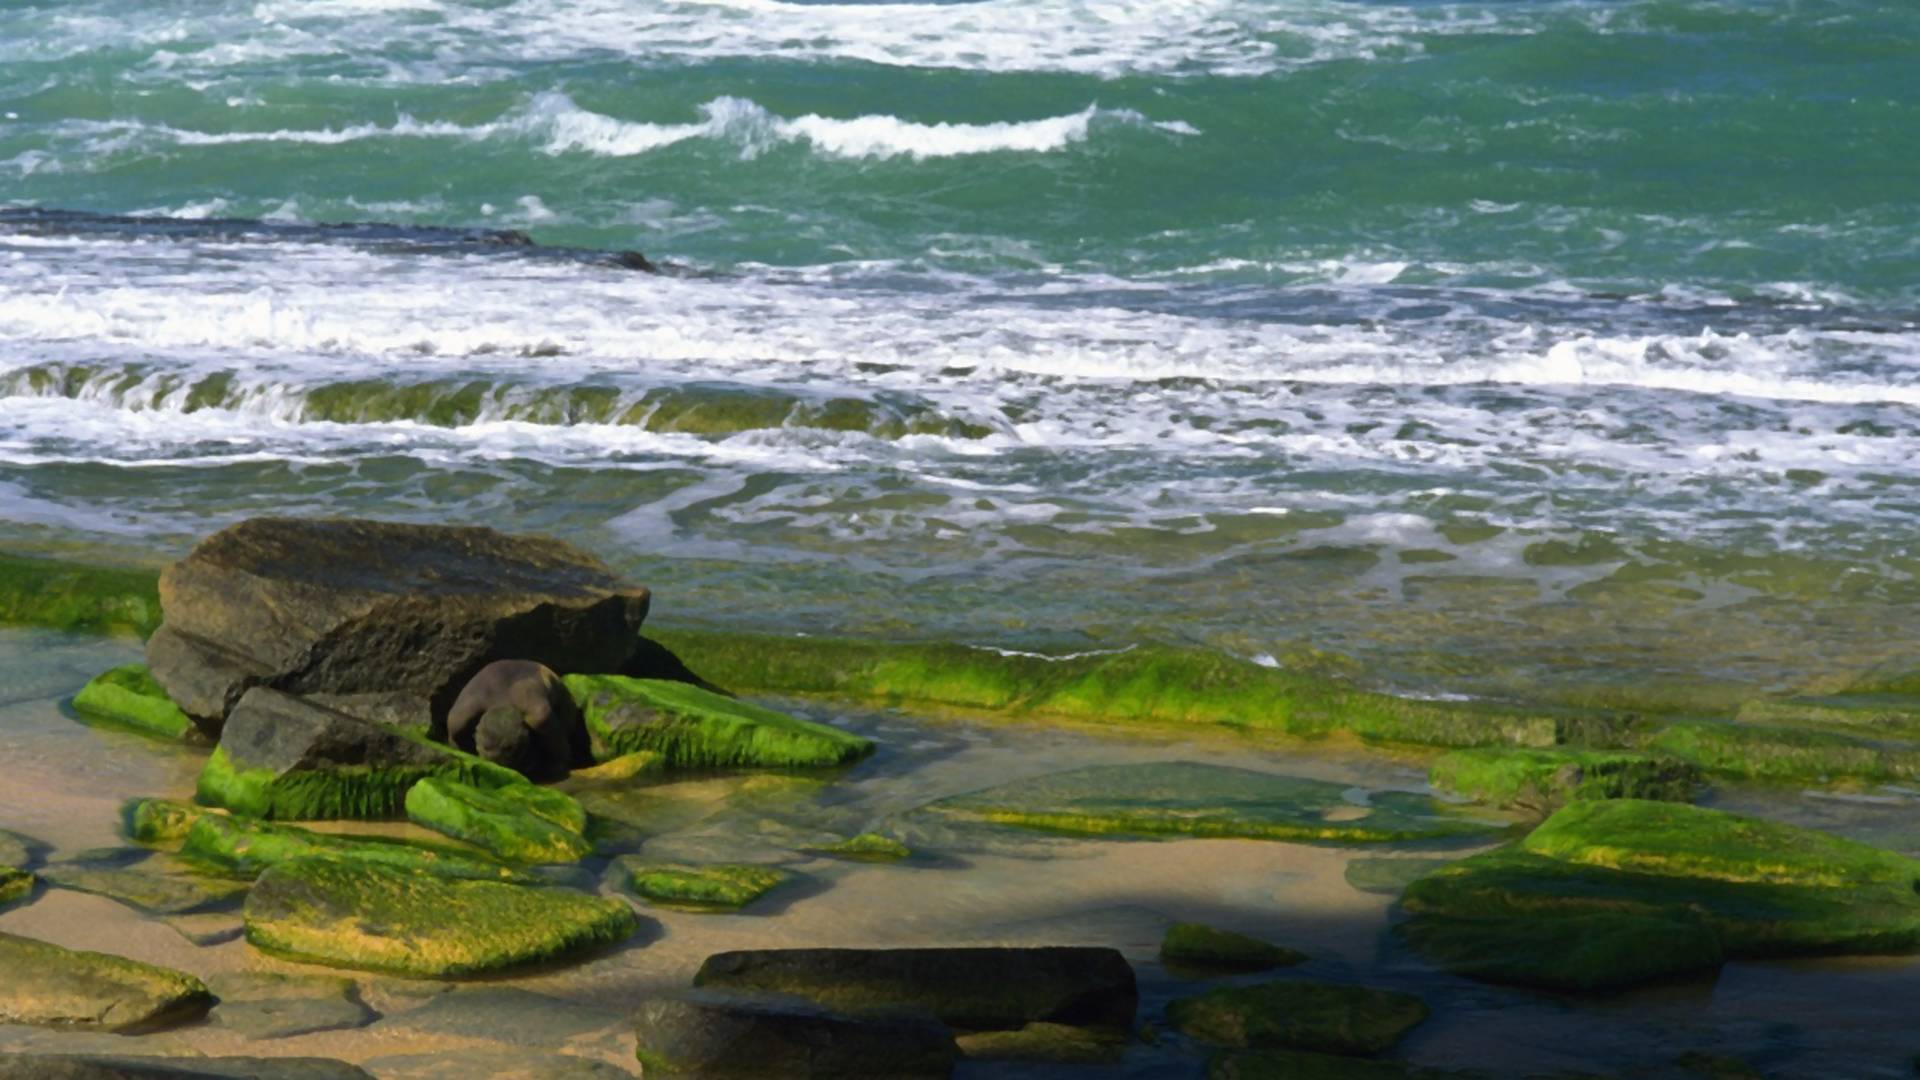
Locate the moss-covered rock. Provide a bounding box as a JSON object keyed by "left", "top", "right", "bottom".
{"left": 0, "top": 930, "right": 212, "bottom": 1031}
{"left": 70, "top": 665, "right": 193, "bottom": 739}
{"left": 1343, "top": 858, "right": 1454, "bottom": 897}
{"left": 614, "top": 857, "right": 794, "bottom": 911}
{"left": 568, "top": 750, "right": 665, "bottom": 782}
{"left": 0, "top": 1054, "right": 376, "bottom": 1079}
{"left": 1399, "top": 800, "right": 1920, "bottom": 990}
{"left": 1167, "top": 980, "right": 1428, "bottom": 1056}
{"left": 954, "top": 1021, "right": 1124, "bottom": 1064}
{"left": 695, "top": 946, "right": 1138, "bottom": 1033}
{"left": 1736, "top": 695, "right": 1920, "bottom": 741}
{"left": 243, "top": 856, "right": 637, "bottom": 977}
{"left": 122, "top": 798, "right": 205, "bottom": 845}
{"left": 404, "top": 777, "right": 591, "bottom": 864}
{"left": 196, "top": 687, "right": 526, "bottom": 820}
{"left": 0, "top": 866, "right": 30, "bottom": 908}
{"left": 0, "top": 554, "right": 161, "bottom": 638}
{"left": 564, "top": 674, "right": 873, "bottom": 769}
{"left": 633, "top": 994, "right": 957, "bottom": 1079}
{"left": 41, "top": 859, "right": 250, "bottom": 916}
{"left": 180, "top": 813, "right": 530, "bottom": 883}
{"left": 1161, "top": 922, "right": 1307, "bottom": 973}
{"left": 648, "top": 628, "right": 1563, "bottom": 749}
{"left": 809, "top": 832, "right": 911, "bottom": 862}
{"left": 928, "top": 762, "right": 1499, "bottom": 844}
{"left": 1647, "top": 719, "right": 1920, "bottom": 784}
{"left": 1428, "top": 748, "right": 1699, "bottom": 813}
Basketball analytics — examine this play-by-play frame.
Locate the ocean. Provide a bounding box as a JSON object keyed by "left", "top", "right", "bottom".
{"left": 2, "top": 0, "right": 1917, "bottom": 702}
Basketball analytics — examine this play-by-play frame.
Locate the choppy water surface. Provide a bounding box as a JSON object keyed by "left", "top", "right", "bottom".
{"left": 2, "top": 0, "right": 1918, "bottom": 699}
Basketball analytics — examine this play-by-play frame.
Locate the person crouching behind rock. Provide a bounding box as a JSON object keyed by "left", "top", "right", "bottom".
{"left": 445, "top": 660, "right": 592, "bottom": 781}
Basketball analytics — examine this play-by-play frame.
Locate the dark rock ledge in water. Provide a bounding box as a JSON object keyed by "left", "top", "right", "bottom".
{"left": 0, "top": 1055, "right": 376, "bottom": 1080}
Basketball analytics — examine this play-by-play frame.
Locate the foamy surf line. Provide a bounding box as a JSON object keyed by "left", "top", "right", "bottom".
{"left": 58, "top": 94, "right": 1196, "bottom": 162}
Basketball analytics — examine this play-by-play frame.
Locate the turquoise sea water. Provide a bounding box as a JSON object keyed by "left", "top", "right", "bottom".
{"left": 1, "top": 0, "right": 1917, "bottom": 697}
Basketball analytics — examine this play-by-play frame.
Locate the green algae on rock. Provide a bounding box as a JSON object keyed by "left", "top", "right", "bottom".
{"left": 927, "top": 762, "right": 1500, "bottom": 844}
{"left": 1167, "top": 980, "right": 1428, "bottom": 1056}
{"left": 0, "top": 866, "right": 30, "bottom": 908}
{"left": 694, "top": 947, "right": 1138, "bottom": 1033}
{"left": 405, "top": 777, "right": 591, "bottom": 865}
{"left": 122, "top": 798, "right": 205, "bottom": 845}
{"left": 0, "top": 553, "right": 161, "bottom": 638}
{"left": 648, "top": 628, "right": 1562, "bottom": 749}
{"left": 196, "top": 687, "right": 526, "bottom": 820}
{"left": 809, "top": 832, "right": 911, "bottom": 862}
{"left": 70, "top": 664, "right": 193, "bottom": 739}
{"left": 243, "top": 856, "right": 637, "bottom": 977}
{"left": 1399, "top": 800, "right": 1920, "bottom": 990}
{"left": 1343, "top": 858, "right": 1456, "bottom": 897}
{"left": 955, "top": 1022, "right": 1125, "bottom": 1064}
{"left": 568, "top": 749, "right": 666, "bottom": 783}
{"left": 0, "top": 930, "right": 212, "bottom": 1032}
{"left": 1161, "top": 922, "right": 1307, "bottom": 973}
{"left": 1647, "top": 718, "right": 1920, "bottom": 784}
{"left": 614, "top": 856, "right": 794, "bottom": 911}
{"left": 1427, "top": 748, "right": 1699, "bottom": 813}
{"left": 180, "top": 813, "right": 530, "bottom": 883}
{"left": 564, "top": 673, "right": 874, "bottom": 769}
{"left": 40, "top": 859, "right": 250, "bottom": 916}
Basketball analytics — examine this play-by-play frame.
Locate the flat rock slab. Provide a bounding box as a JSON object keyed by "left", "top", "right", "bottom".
{"left": 70, "top": 665, "right": 195, "bottom": 741}
{"left": 565, "top": 675, "right": 873, "bottom": 769}
{"left": 244, "top": 857, "right": 638, "bottom": 977}
{"left": 384, "top": 986, "right": 624, "bottom": 1045}
{"left": 405, "top": 777, "right": 591, "bottom": 865}
{"left": 207, "top": 972, "right": 376, "bottom": 1040}
{"left": 633, "top": 994, "right": 956, "bottom": 1079}
{"left": 612, "top": 857, "right": 796, "bottom": 912}
{"left": 926, "top": 761, "right": 1498, "bottom": 844}
{"left": 1167, "top": 980, "right": 1429, "bottom": 1056}
{"left": 0, "top": 1055, "right": 374, "bottom": 1080}
{"left": 0, "top": 931, "right": 212, "bottom": 1033}
{"left": 146, "top": 517, "right": 652, "bottom": 734}
{"left": 695, "top": 946, "right": 1137, "bottom": 1032}
{"left": 181, "top": 810, "right": 529, "bottom": 884}
{"left": 363, "top": 1050, "right": 636, "bottom": 1080}
{"left": 41, "top": 862, "right": 249, "bottom": 916}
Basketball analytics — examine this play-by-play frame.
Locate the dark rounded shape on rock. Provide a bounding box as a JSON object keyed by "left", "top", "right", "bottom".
{"left": 143, "top": 518, "right": 652, "bottom": 736}
{"left": 693, "top": 947, "right": 1138, "bottom": 1033}
{"left": 633, "top": 994, "right": 956, "bottom": 1079}
{"left": 448, "top": 660, "right": 592, "bottom": 780}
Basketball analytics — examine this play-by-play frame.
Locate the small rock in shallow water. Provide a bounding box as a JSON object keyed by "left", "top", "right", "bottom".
{"left": 208, "top": 972, "right": 376, "bottom": 1040}
{"left": 1168, "top": 980, "right": 1428, "bottom": 1056}
{"left": 0, "top": 1054, "right": 375, "bottom": 1080}
{"left": 1159, "top": 922, "right": 1307, "bottom": 974}
{"left": 0, "top": 931, "right": 212, "bottom": 1033}
{"left": 564, "top": 674, "right": 873, "bottom": 769}
{"left": 632, "top": 993, "right": 955, "bottom": 1079}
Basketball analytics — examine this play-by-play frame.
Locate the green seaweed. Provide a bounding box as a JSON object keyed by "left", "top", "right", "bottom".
{"left": 1167, "top": 980, "right": 1429, "bottom": 1056}
{"left": 615, "top": 857, "right": 795, "bottom": 911}
{"left": 72, "top": 665, "right": 193, "bottom": 739}
{"left": 0, "top": 554, "right": 161, "bottom": 638}
{"left": 0, "top": 867, "right": 30, "bottom": 908}
{"left": 1398, "top": 911, "right": 1724, "bottom": 992}
{"left": 1647, "top": 719, "right": 1920, "bottom": 784}
{"left": 122, "top": 798, "right": 206, "bottom": 845}
{"left": 564, "top": 674, "right": 874, "bottom": 769}
{"left": 928, "top": 762, "right": 1500, "bottom": 845}
{"left": 647, "top": 628, "right": 1563, "bottom": 750}
{"left": 195, "top": 728, "right": 526, "bottom": 821}
{"left": 1427, "top": 748, "right": 1699, "bottom": 812}
{"left": 0, "top": 930, "right": 213, "bottom": 1031}
{"left": 405, "top": 777, "right": 591, "bottom": 864}
{"left": 244, "top": 856, "right": 637, "bottom": 977}
{"left": 179, "top": 813, "right": 531, "bottom": 883}
{"left": 1161, "top": 922, "right": 1307, "bottom": 973}
{"left": 810, "top": 832, "right": 911, "bottom": 862}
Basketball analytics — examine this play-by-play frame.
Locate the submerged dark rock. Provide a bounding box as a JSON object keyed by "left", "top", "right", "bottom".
{"left": 0, "top": 1055, "right": 375, "bottom": 1080}
{"left": 632, "top": 994, "right": 957, "bottom": 1078}
{"left": 144, "top": 517, "right": 652, "bottom": 736}
{"left": 446, "top": 659, "right": 591, "bottom": 779}
{"left": 693, "top": 946, "right": 1138, "bottom": 1033}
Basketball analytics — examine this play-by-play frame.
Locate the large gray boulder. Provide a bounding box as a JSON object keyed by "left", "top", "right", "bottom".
{"left": 693, "top": 947, "right": 1138, "bottom": 1033}
{"left": 633, "top": 994, "right": 956, "bottom": 1078}
{"left": 145, "top": 518, "right": 651, "bottom": 737}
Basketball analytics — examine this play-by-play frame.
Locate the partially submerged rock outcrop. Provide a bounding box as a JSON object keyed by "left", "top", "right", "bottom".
{"left": 404, "top": 776, "right": 592, "bottom": 864}
{"left": 145, "top": 518, "right": 652, "bottom": 736}
{"left": 1428, "top": 747, "right": 1700, "bottom": 814}
{"left": 633, "top": 994, "right": 957, "bottom": 1078}
{"left": 566, "top": 674, "right": 874, "bottom": 768}
{"left": 613, "top": 857, "right": 796, "bottom": 912}
{"left": 1160, "top": 922, "right": 1307, "bottom": 974}
{"left": 0, "top": 931, "right": 212, "bottom": 1032}
{"left": 1167, "top": 979, "right": 1428, "bottom": 1056}
{"left": 243, "top": 857, "right": 637, "bottom": 977}
{"left": 71, "top": 665, "right": 194, "bottom": 740}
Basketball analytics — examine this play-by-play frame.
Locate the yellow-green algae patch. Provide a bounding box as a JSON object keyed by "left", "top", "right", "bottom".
{"left": 0, "top": 553, "right": 161, "bottom": 638}
{"left": 569, "top": 750, "right": 666, "bottom": 782}
{"left": 180, "top": 813, "right": 531, "bottom": 883}
{"left": 71, "top": 664, "right": 193, "bottom": 739}
{"left": 1427, "top": 748, "right": 1699, "bottom": 812}
{"left": 122, "top": 798, "right": 207, "bottom": 845}
{"left": 1399, "top": 800, "right": 1920, "bottom": 990}
{"left": 927, "top": 762, "right": 1500, "bottom": 844}
{"left": 810, "top": 832, "right": 911, "bottom": 862}
{"left": 404, "top": 777, "right": 591, "bottom": 865}
{"left": 955, "top": 1022, "right": 1125, "bottom": 1065}
{"left": 1646, "top": 719, "right": 1920, "bottom": 784}
{"left": 564, "top": 673, "right": 874, "bottom": 769}
{"left": 195, "top": 730, "right": 526, "bottom": 821}
{"left": 0, "top": 930, "right": 212, "bottom": 1032}
{"left": 244, "top": 856, "right": 637, "bottom": 977}
{"left": 614, "top": 856, "right": 795, "bottom": 911}
{"left": 1161, "top": 923, "right": 1307, "bottom": 973}
{"left": 0, "top": 866, "right": 30, "bottom": 908}
{"left": 648, "top": 628, "right": 1564, "bottom": 749}
{"left": 1167, "top": 980, "right": 1428, "bottom": 1056}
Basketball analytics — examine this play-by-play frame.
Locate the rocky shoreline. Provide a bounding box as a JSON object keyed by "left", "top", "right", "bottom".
{"left": 2, "top": 519, "right": 1920, "bottom": 1077}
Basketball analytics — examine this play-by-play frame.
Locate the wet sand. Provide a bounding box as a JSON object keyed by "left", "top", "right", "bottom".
{"left": 3, "top": 627, "right": 1919, "bottom": 1079}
